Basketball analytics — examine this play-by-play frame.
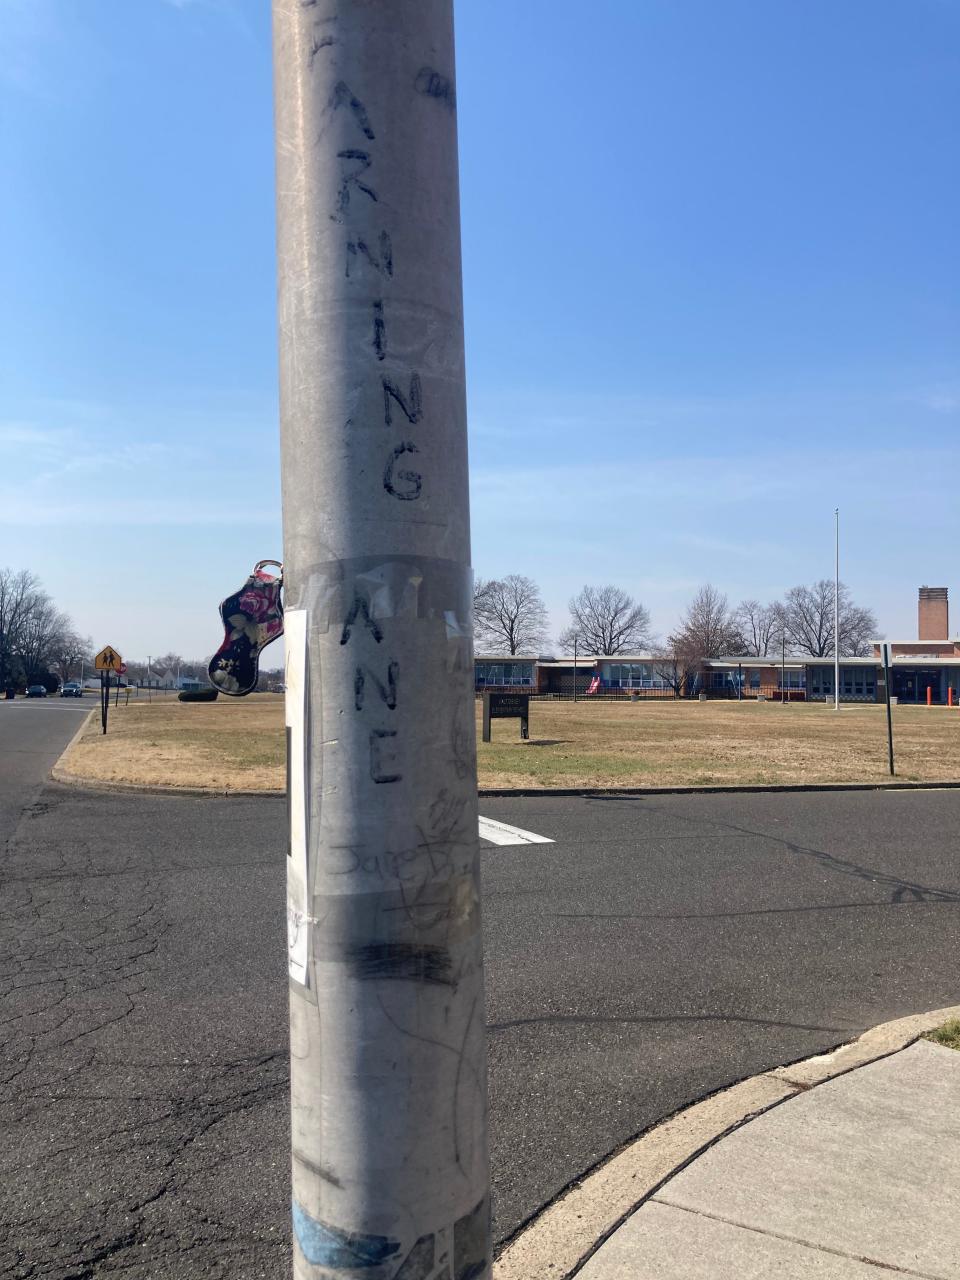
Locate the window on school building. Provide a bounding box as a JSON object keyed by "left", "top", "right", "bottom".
{"left": 475, "top": 662, "right": 533, "bottom": 686}
{"left": 606, "top": 663, "right": 667, "bottom": 689}
{"left": 749, "top": 670, "right": 761, "bottom": 689}
{"left": 809, "top": 668, "right": 834, "bottom": 696}
{"left": 777, "top": 669, "right": 805, "bottom": 690}
{"left": 840, "top": 666, "right": 876, "bottom": 699}
{"left": 710, "top": 671, "right": 734, "bottom": 690}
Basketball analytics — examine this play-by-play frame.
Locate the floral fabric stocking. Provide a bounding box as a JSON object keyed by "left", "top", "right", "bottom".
{"left": 208, "top": 561, "right": 284, "bottom": 696}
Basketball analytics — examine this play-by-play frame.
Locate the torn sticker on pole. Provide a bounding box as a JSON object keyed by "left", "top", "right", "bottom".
{"left": 285, "top": 608, "right": 310, "bottom": 985}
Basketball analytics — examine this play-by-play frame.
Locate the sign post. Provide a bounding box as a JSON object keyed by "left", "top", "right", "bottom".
{"left": 482, "top": 691, "right": 530, "bottom": 742}
{"left": 94, "top": 646, "right": 123, "bottom": 735}
{"left": 881, "top": 642, "right": 895, "bottom": 776}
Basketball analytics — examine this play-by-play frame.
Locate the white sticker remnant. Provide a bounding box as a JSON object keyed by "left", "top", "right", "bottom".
{"left": 285, "top": 608, "right": 310, "bottom": 984}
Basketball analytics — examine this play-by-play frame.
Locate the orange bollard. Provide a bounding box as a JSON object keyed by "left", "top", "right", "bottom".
{"left": 950, "top": 688, "right": 955, "bottom": 708}
{"left": 927, "top": 685, "right": 932, "bottom": 706}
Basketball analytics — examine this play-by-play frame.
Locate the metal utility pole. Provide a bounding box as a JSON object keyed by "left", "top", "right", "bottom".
{"left": 573, "top": 635, "right": 578, "bottom": 702}
{"left": 272, "top": 5, "right": 490, "bottom": 1278}
{"left": 834, "top": 508, "right": 840, "bottom": 710}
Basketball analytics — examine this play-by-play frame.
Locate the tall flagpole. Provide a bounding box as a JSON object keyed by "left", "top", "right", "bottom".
{"left": 834, "top": 508, "right": 840, "bottom": 710}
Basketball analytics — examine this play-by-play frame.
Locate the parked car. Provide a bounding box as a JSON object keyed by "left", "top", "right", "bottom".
{"left": 60, "top": 682, "right": 83, "bottom": 698}
{"left": 26, "top": 685, "right": 48, "bottom": 698}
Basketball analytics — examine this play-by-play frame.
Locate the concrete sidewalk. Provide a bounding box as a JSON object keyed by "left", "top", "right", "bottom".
{"left": 578, "top": 1039, "right": 960, "bottom": 1279}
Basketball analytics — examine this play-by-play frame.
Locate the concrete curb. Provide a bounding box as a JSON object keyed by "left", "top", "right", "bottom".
{"left": 53, "top": 707, "right": 95, "bottom": 766}
{"left": 46, "top": 768, "right": 960, "bottom": 802}
{"left": 479, "top": 779, "right": 960, "bottom": 798}
{"left": 492, "top": 1003, "right": 960, "bottom": 1280}
{"left": 48, "top": 770, "right": 272, "bottom": 800}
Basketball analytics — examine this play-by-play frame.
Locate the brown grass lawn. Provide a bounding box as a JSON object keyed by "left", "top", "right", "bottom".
{"left": 56, "top": 695, "right": 960, "bottom": 793}
{"left": 477, "top": 700, "right": 960, "bottom": 789}
{"left": 60, "top": 694, "right": 287, "bottom": 792}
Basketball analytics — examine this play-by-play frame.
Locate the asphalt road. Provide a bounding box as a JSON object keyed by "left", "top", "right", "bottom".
{"left": 2, "top": 703, "right": 959, "bottom": 1277}
{"left": 0, "top": 697, "right": 87, "bottom": 847}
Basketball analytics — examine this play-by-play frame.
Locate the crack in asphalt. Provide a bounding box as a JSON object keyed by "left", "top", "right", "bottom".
{"left": 0, "top": 789, "right": 291, "bottom": 1279}
{"left": 581, "top": 795, "right": 960, "bottom": 904}
{"left": 554, "top": 896, "right": 959, "bottom": 923}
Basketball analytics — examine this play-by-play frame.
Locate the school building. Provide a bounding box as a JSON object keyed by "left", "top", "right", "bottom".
{"left": 475, "top": 586, "right": 960, "bottom": 705}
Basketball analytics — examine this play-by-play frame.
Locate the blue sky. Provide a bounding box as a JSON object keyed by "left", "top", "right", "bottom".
{"left": 2, "top": 0, "right": 958, "bottom": 660}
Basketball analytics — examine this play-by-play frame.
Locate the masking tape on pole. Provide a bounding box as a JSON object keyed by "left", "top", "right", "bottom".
{"left": 285, "top": 608, "right": 310, "bottom": 986}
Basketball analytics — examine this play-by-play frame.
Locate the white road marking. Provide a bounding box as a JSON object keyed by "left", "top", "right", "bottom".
{"left": 478, "top": 816, "right": 554, "bottom": 847}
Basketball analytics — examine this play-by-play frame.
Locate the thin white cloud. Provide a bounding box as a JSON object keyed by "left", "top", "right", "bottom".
{"left": 0, "top": 411, "right": 278, "bottom": 526}
{"left": 919, "top": 393, "right": 960, "bottom": 414}
{"left": 0, "top": 491, "right": 277, "bottom": 527}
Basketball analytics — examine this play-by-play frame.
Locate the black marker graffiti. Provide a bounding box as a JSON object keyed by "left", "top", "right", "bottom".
{"left": 349, "top": 942, "right": 452, "bottom": 986}
{"left": 328, "top": 80, "right": 375, "bottom": 140}
{"left": 330, "top": 150, "right": 378, "bottom": 223}
{"left": 383, "top": 441, "right": 422, "bottom": 501}
{"left": 309, "top": 35, "right": 334, "bottom": 67}
{"left": 372, "top": 300, "right": 386, "bottom": 361}
{"left": 414, "top": 66, "right": 456, "bottom": 111}
{"left": 345, "top": 231, "right": 393, "bottom": 279}
{"left": 354, "top": 661, "right": 399, "bottom": 711}
{"left": 340, "top": 596, "right": 384, "bottom": 646}
{"left": 382, "top": 373, "right": 423, "bottom": 426}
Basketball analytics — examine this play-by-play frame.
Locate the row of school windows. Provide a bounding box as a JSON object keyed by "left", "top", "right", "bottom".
{"left": 609, "top": 665, "right": 872, "bottom": 694}
{"left": 477, "top": 662, "right": 880, "bottom": 698}
{"left": 604, "top": 663, "right": 670, "bottom": 689}
{"left": 710, "top": 668, "right": 878, "bottom": 697}
{"left": 475, "top": 662, "right": 535, "bottom": 686}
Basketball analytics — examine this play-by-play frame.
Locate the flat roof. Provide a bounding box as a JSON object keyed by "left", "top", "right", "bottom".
{"left": 474, "top": 655, "right": 540, "bottom": 662}
{"left": 476, "top": 654, "right": 960, "bottom": 668}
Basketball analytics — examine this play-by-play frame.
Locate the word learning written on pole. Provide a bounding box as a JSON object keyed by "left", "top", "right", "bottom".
{"left": 272, "top": 3, "right": 490, "bottom": 1279}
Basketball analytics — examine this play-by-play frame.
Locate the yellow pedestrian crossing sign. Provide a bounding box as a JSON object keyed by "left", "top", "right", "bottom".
{"left": 95, "top": 645, "right": 123, "bottom": 672}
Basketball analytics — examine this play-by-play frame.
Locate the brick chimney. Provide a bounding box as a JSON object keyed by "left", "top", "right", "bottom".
{"left": 918, "top": 586, "right": 948, "bottom": 641}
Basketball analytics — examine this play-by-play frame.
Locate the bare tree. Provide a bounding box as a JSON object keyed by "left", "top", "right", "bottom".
{"left": 650, "top": 642, "right": 701, "bottom": 697}
{"left": 473, "top": 575, "right": 549, "bottom": 655}
{"left": 0, "top": 568, "right": 39, "bottom": 687}
{"left": 17, "top": 594, "right": 70, "bottom": 681}
{"left": 472, "top": 576, "right": 494, "bottom": 640}
{"left": 783, "top": 581, "right": 878, "bottom": 656}
{"left": 154, "top": 651, "right": 188, "bottom": 675}
{"left": 560, "top": 584, "right": 652, "bottom": 655}
{"left": 841, "top": 605, "right": 880, "bottom": 657}
{"left": 50, "top": 630, "right": 93, "bottom": 683}
{"left": 734, "top": 599, "right": 787, "bottom": 657}
{"left": 669, "top": 584, "right": 745, "bottom": 658}
{"left": 0, "top": 569, "right": 93, "bottom": 686}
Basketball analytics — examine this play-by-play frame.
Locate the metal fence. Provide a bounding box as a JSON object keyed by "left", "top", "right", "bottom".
{"left": 474, "top": 686, "right": 884, "bottom": 704}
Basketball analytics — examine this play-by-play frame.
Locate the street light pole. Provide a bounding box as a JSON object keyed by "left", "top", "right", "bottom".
{"left": 272, "top": 5, "right": 490, "bottom": 1278}
{"left": 834, "top": 508, "right": 840, "bottom": 710}
{"left": 573, "top": 634, "right": 578, "bottom": 702}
